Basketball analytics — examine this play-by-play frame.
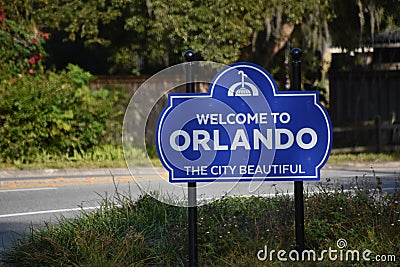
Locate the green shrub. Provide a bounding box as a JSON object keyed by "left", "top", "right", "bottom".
{"left": 0, "top": 65, "right": 114, "bottom": 163}
{"left": 98, "top": 84, "right": 131, "bottom": 145}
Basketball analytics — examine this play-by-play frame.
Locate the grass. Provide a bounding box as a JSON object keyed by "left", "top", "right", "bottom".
{"left": 1, "top": 179, "right": 399, "bottom": 266}
{"left": 327, "top": 152, "right": 400, "bottom": 164}
{"left": 0, "top": 145, "right": 399, "bottom": 170}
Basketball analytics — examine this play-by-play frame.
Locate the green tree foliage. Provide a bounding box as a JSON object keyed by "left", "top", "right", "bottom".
{"left": 34, "top": 0, "right": 125, "bottom": 46}
{"left": 26, "top": 0, "right": 333, "bottom": 73}
{"left": 329, "top": 0, "right": 400, "bottom": 49}
{"left": 3, "top": 1, "right": 400, "bottom": 77}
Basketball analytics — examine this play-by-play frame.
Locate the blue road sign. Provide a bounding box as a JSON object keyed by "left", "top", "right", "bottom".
{"left": 156, "top": 63, "right": 332, "bottom": 183}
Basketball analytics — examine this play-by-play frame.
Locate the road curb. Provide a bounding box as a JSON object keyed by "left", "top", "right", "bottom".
{"left": 0, "top": 167, "right": 168, "bottom": 190}
{"left": 2, "top": 162, "right": 399, "bottom": 179}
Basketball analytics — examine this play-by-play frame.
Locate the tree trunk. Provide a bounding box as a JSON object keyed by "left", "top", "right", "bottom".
{"left": 239, "top": 23, "right": 294, "bottom": 69}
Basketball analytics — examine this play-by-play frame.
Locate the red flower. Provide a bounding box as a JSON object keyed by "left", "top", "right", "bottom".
{"left": 32, "top": 38, "right": 38, "bottom": 45}
{"left": 29, "top": 69, "right": 34, "bottom": 74}
{"left": 39, "top": 31, "right": 50, "bottom": 40}
{"left": 28, "top": 57, "right": 36, "bottom": 65}
{"left": 34, "top": 53, "right": 41, "bottom": 61}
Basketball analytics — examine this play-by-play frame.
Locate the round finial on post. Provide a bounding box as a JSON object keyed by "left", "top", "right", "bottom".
{"left": 290, "top": 48, "right": 302, "bottom": 61}
{"left": 290, "top": 48, "right": 302, "bottom": 91}
{"left": 184, "top": 50, "right": 196, "bottom": 62}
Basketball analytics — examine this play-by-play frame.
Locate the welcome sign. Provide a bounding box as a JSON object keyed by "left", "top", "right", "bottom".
{"left": 156, "top": 63, "right": 332, "bottom": 183}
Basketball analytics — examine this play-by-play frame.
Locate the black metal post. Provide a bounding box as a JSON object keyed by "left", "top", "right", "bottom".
{"left": 188, "top": 183, "right": 197, "bottom": 267}
{"left": 184, "top": 50, "right": 198, "bottom": 267}
{"left": 375, "top": 115, "right": 382, "bottom": 153}
{"left": 290, "top": 48, "right": 305, "bottom": 252}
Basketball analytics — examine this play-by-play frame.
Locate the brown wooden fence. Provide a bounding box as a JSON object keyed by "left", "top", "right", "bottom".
{"left": 329, "top": 70, "right": 400, "bottom": 125}
{"left": 90, "top": 76, "right": 149, "bottom": 94}
{"left": 329, "top": 70, "right": 400, "bottom": 152}
{"left": 332, "top": 117, "right": 400, "bottom": 153}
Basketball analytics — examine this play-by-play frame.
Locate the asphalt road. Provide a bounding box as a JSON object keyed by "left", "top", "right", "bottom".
{"left": 0, "top": 163, "right": 399, "bottom": 252}
{"left": 0, "top": 168, "right": 141, "bottom": 251}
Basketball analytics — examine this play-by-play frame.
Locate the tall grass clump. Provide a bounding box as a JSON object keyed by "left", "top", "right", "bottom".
{"left": 2, "top": 178, "right": 399, "bottom": 266}
{"left": 306, "top": 177, "right": 400, "bottom": 261}
{"left": 1, "top": 194, "right": 187, "bottom": 267}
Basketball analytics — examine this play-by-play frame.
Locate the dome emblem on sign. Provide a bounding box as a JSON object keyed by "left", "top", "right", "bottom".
{"left": 227, "top": 70, "right": 259, "bottom": 97}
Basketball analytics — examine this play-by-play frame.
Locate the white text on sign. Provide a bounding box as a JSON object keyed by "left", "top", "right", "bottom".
{"left": 169, "top": 112, "right": 318, "bottom": 152}
{"left": 183, "top": 164, "right": 306, "bottom": 176}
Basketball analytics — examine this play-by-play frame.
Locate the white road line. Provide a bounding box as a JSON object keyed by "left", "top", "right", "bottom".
{"left": 0, "top": 206, "right": 100, "bottom": 218}
{"left": 0, "top": 187, "right": 57, "bottom": 193}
